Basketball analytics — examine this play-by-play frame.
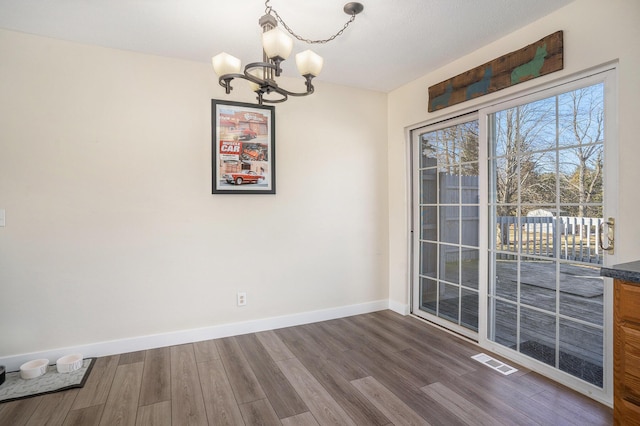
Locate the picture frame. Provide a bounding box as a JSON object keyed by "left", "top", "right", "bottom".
{"left": 211, "top": 99, "right": 276, "bottom": 194}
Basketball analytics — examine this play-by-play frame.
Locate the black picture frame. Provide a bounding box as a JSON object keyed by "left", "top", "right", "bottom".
{"left": 212, "top": 99, "right": 276, "bottom": 194}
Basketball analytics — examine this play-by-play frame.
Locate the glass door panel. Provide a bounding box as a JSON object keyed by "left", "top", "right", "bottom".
{"left": 413, "top": 117, "right": 480, "bottom": 338}
{"left": 488, "top": 81, "right": 607, "bottom": 388}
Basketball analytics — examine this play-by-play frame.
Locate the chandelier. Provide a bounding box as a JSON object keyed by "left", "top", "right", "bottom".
{"left": 212, "top": 0, "right": 364, "bottom": 105}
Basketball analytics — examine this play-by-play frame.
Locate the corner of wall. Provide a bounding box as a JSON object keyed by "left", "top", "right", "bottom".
{"left": 388, "top": 299, "right": 410, "bottom": 316}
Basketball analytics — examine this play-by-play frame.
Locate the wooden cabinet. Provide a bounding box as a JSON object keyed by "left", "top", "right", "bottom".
{"left": 614, "top": 279, "right": 640, "bottom": 424}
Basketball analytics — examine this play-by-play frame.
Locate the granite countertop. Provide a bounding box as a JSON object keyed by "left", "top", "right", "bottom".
{"left": 600, "top": 260, "right": 640, "bottom": 283}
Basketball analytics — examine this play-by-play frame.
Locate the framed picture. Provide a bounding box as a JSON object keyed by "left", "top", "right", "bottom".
{"left": 212, "top": 99, "right": 275, "bottom": 194}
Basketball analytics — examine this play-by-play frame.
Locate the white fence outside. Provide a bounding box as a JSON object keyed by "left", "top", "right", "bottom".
{"left": 496, "top": 216, "right": 603, "bottom": 264}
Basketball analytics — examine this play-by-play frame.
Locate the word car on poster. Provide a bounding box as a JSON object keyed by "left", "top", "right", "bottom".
{"left": 212, "top": 99, "right": 275, "bottom": 194}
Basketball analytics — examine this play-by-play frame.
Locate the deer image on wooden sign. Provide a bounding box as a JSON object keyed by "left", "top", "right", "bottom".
{"left": 430, "top": 82, "right": 453, "bottom": 111}
{"left": 511, "top": 43, "right": 548, "bottom": 84}
{"left": 466, "top": 66, "right": 493, "bottom": 100}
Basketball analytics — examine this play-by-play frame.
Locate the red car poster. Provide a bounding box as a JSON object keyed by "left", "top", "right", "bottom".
{"left": 212, "top": 100, "right": 275, "bottom": 194}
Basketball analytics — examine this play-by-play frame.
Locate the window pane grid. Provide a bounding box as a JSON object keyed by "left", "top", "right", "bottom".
{"left": 488, "top": 82, "right": 605, "bottom": 388}
{"left": 417, "top": 119, "right": 479, "bottom": 333}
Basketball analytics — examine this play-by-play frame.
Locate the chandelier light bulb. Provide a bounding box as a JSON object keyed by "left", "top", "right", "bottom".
{"left": 212, "top": 52, "right": 242, "bottom": 76}
{"left": 247, "top": 68, "right": 264, "bottom": 92}
{"left": 262, "top": 27, "right": 293, "bottom": 61}
{"left": 296, "top": 50, "right": 324, "bottom": 77}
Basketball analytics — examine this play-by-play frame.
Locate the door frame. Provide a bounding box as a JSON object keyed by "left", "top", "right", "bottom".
{"left": 408, "top": 62, "right": 618, "bottom": 406}
{"left": 410, "top": 112, "right": 481, "bottom": 340}
{"left": 478, "top": 65, "right": 618, "bottom": 406}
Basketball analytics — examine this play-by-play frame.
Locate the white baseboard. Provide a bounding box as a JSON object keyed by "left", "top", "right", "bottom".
{"left": 388, "top": 299, "right": 410, "bottom": 315}
{"left": 0, "top": 299, "right": 389, "bottom": 371}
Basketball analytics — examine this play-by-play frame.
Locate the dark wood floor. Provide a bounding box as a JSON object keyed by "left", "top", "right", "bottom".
{"left": 0, "top": 310, "right": 613, "bottom": 425}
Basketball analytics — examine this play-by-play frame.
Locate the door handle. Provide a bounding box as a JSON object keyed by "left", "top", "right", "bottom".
{"left": 599, "top": 217, "right": 615, "bottom": 254}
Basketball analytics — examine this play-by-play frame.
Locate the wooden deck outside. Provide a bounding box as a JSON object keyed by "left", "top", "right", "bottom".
{"left": 493, "top": 259, "right": 604, "bottom": 386}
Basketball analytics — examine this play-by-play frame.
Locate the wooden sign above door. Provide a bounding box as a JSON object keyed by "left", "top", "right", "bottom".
{"left": 428, "top": 31, "right": 563, "bottom": 112}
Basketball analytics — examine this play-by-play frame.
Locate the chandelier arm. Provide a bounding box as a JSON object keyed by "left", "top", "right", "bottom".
{"left": 217, "top": 72, "right": 246, "bottom": 94}
{"left": 242, "top": 62, "right": 314, "bottom": 98}
{"left": 217, "top": 63, "right": 278, "bottom": 89}
{"left": 269, "top": 80, "right": 315, "bottom": 97}
{"left": 244, "top": 61, "right": 279, "bottom": 77}
{"left": 259, "top": 93, "right": 288, "bottom": 104}
{"left": 219, "top": 65, "right": 311, "bottom": 105}
{"left": 255, "top": 76, "right": 315, "bottom": 98}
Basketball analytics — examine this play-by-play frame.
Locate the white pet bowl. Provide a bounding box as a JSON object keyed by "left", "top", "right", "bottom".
{"left": 56, "top": 354, "right": 83, "bottom": 373}
{"left": 20, "top": 359, "right": 49, "bottom": 379}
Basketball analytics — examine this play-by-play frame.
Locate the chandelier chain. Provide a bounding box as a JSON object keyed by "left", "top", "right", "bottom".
{"left": 264, "top": 0, "right": 357, "bottom": 44}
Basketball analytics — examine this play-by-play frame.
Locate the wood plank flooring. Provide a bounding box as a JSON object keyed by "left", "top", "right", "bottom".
{"left": 0, "top": 310, "right": 613, "bottom": 425}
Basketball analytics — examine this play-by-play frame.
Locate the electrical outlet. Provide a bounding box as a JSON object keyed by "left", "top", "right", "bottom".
{"left": 237, "top": 292, "right": 247, "bottom": 306}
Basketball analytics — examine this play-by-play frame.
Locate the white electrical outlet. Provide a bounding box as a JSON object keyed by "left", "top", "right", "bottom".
{"left": 237, "top": 292, "right": 247, "bottom": 306}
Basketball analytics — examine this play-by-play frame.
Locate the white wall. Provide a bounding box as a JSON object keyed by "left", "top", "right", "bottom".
{"left": 387, "top": 0, "right": 640, "bottom": 307}
{"left": 0, "top": 29, "right": 389, "bottom": 360}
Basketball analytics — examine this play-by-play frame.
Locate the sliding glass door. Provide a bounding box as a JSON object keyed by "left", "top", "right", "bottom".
{"left": 411, "top": 67, "right": 617, "bottom": 403}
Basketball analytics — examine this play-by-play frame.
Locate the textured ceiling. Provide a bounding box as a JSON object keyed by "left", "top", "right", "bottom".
{"left": 0, "top": 0, "right": 575, "bottom": 92}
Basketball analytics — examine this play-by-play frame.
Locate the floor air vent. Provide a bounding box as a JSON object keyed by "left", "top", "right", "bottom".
{"left": 471, "top": 353, "right": 518, "bottom": 375}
